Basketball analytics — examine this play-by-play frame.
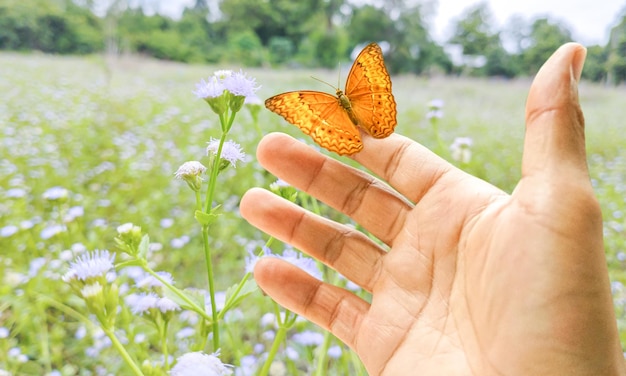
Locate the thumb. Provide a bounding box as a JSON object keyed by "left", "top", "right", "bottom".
{"left": 522, "top": 43, "right": 588, "bottom": 181}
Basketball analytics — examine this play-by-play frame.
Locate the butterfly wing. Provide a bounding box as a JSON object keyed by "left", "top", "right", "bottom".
{"left": 265, "top": 91, "right": 363, "bottom": 156}
{"left": 345, "top": 43, "right": 397, "bottom": 138}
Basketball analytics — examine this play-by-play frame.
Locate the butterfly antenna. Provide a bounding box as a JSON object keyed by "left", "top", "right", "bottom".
{"left": 310, "top": 75, "right": 338, "bottom": 90}
{"left": 337, "top": 62, "right": 342, "bottom": 88}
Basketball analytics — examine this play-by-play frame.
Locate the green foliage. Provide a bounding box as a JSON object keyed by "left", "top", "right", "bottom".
{"left": 226, "top": 29, "right": 266, "bottom": 66}
{"left": 607, "top": 15, "right": 626, "bottom": 85}
{"left": 521, "top": 17, "right": 573, "bottom": 75}
{"left": 0, "top": 0, "right": 103, "bottom": 53}
{"left": 0, "top": 0, "right": 621, "bottom": 80}
{"left": 582, "top": 45, "right": 608, "bottom": 82}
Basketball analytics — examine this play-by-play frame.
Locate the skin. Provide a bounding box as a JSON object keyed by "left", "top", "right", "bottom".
{"left": 239, "top": 43, "right": 626, "bottom": 375}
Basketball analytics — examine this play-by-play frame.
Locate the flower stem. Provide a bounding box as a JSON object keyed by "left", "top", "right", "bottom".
{"left": 313, "top": 331, "right": 333, "bottom": 376}
{"left": 258, "top": 309, "right": 295, "bottom": 376}
{"left": 104, "top": 327, "right": 145, "bottom": 376}
{"left": 142, "top": 266, "right": 213, "bottom": 323}
{"left": 204, "top": 132, "right": 228, "bottom": 213}
{"left": 202, "top": 224, "right": 220, "bottom": 350}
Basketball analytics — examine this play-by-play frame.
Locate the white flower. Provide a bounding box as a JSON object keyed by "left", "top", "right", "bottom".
{"left": 246, "top": 247, "right": 322, "bottom": 280}
{"left": 116, "top": 223, "right": 135, "bottom": 235}
{"left": 222, "top": 70, "right": 260, "bottom": 99}
{"left": 213, "top": 70, "right": 233, "bottom": 80}
{"left": 450, "top": 137, "right": 473, "bottom": 164}
{"left": 206, "top": 139, "right": 246, "bottom": 168}
{"left": 175, "top": 161, "right": 207, "bottom": 180}
{"left": 170, "top": 351, "right": 233, "bottom": 376}
{"left": 291, "top": 330, "right": 324, "bottom": 346}
{"left": 0, "top": 225, "right": 18, "bottom": 237}
{"left": 156, "top": 297, "right": 180, "bottom": 313}
{"left": 193, "top": 76, "right": 225, "bottom": 99}
{"left": 428, "top": 98, "right": 444, "bottom": 109}
{"left": 81, "top": 282, "right": 103, "bottom": 298}
{"left": 63, "top": 250, "right": 115, "bottom": 282}
{"left": 136, "top": 271, "right": 174, "bottom": 288}
{"left": 42, "top": 186, "right": 69, "bottom": 201}
{"left": 40, "top": 224, "right": 66, "bottom": 239}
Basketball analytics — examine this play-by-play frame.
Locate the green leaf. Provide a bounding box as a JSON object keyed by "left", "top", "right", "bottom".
{"left": 195, "top": 206, "right": 221, "bottom": 226}
{"left": 222, "top": 280, "right": 258, "bottom": 313}
{"left": 138, "top": 234, "right": 150, "bottom": 259}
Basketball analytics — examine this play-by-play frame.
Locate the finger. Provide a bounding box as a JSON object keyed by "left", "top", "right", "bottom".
{"left": 353, "top": 132, "right": 460, "bottom": 204}
{"left": 240, "top": 188, "right": 385, "bottom": 291}
{"left": 523, "top": 42, "right": 588, "bottom": 181}
{"left": 256, "top": 132, "right": 413, "bottom": 245}
{"left": 253, "top": 258, "right": 369, "bottom": 350}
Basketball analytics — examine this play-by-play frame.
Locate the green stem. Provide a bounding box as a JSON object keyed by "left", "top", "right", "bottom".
{"left": 204, "top": 132, "right": 228, "bottom": 213}
{"left": 35, "top": 299, "right": 52, "bottom": 374}
{"left": 218, "top": 237, "right": 274, "bottom": 319}
{"left": 313, "top": 331, "right": 333, "bottom": 376}
{"left": 258, "top": 322, "right": 289, "bottom": 376}
{"left": 202, "top": 224, "right": 220, "bottom": 350}
{"left": 104, "top": 327, "right": 145, "bottom": 376}
{"left": 143, "top": 267, "right": 213, "bottom": 323}
{"left": 161, "top": 320, "right": 170, "bottom": 369}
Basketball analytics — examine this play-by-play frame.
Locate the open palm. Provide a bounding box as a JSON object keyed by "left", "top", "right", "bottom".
{"left": 240, "top": 44, "right": 625, "bottom": 375}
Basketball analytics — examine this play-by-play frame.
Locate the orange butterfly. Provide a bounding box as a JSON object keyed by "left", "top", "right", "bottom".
{"left": 265, "top": 42, "right": 397, "bottom": 156}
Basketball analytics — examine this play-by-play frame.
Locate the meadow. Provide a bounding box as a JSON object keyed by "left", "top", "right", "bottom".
{"left": 0, "top": 51, "right": 625, "bottom": 375}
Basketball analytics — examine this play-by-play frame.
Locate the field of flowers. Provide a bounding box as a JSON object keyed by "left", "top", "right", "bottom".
{"left": 0, "top": 51, "right": 625, "bottom": 375}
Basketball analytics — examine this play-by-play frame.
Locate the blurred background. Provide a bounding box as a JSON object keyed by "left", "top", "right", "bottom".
{"left": 1, "top": 0, "right": 625, "bottom": 82}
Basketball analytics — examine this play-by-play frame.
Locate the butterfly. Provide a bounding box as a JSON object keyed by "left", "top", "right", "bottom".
{"left": 264, "top": 42, "right": 397, "bottom": 156}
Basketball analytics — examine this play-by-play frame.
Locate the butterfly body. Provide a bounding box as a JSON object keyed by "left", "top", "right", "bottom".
{"left": 265, "top": 43, "right": 397, "bottom": 156}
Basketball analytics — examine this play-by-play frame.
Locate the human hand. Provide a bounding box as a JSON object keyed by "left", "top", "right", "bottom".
{"left": 240, "top": 43, "right": 626, "bottom": 375}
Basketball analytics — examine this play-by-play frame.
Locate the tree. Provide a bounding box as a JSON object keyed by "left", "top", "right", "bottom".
{"left": 448, "top": 2, "right": 501, "bottom": 74}
{"left": 606, "top": 14, "right": 626, "bottom": 85}
{"left": 346, "top": 4, "right": 395, "bottom": 46}
{"left": 520, "top": 17, "right": 572, "bottom": 75}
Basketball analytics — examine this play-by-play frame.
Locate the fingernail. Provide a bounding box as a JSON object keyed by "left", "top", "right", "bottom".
{"left": 571, "top": 46, "right": 587, "bottom": 83}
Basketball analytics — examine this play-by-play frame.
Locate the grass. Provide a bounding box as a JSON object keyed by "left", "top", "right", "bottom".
{"left": 0, "top": 51, "right": 625, "bottom": 374}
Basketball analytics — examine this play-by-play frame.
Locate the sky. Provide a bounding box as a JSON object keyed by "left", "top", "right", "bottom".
{"left": 431, "top": 0, "right": 625, "bottom": 46}
{"left": 160, "top": 0, "right": 625, "bottom": 46}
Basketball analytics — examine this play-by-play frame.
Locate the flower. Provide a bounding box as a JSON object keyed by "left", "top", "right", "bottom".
{"left": 327, "top": 345, "right": 342, "bottom": 359}
{"left": 222, "top": 70, "right": 260, "bottom": 99}
{"left": 80, "top": 282, "right": 103, "bottom": 298}
{"left": 450, "top": 137, "right": 473, "bottom": 164}
{"left": 42, "top": 186, "right": 69, "bottom": 201}
{"left": 426, "top": 98, "right": 444, "bottom": 120}
{"left": 0, "top": 225, "right": 18, "bottom": 237}
{"left": 206, "top": 139, "right": 246, "bottom": 168}
{"left": 126, "top": 292, "right": 180, "bottom": 315}
{"left": 291, "top": 330, "right": 324, "bottom": 346}
{"left": 136, "top": 271, "right": 174, "bottom": 288}
{"left": 5, "top": 188, "right": 27, "bottom": 198}
{"left": 170, "top": 351, "right": 233, "bottom": 376}
{"left": 175, "top": 161, "right": 207, "bottom": 191}
{"left": 63, "top": 250, "right": 115, "bottom": 282}
{"left": 40, "top": 224, "right": 66, "bottom": 239}
{"left": 246, "top": 247, "right": 322, "bottom": 280}
{"left": 175, "top": 161, "right": 207, "bottom": 180}
{"left": 193, "top": 76, "right": 225, "bottom": 100}
{"left": 428, "top": 98, "right": 444, "bottom": 109}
